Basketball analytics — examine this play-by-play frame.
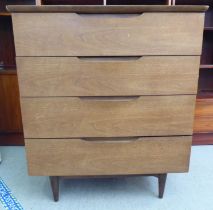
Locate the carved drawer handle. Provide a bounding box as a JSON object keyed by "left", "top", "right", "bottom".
{"left": 76, "top": 56, "right": 143, "bottom": 62}
{"left": 81, "top": 137, "right": 140, "bottom": 143}
{"left": 78, "top": 96, "right": 140, "bottom": 101}
{"left": 75, "top": 13, "right": 144, "bottom": 18}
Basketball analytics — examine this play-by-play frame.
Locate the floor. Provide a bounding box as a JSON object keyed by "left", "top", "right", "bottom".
{"left": 0, "top": 146, "right": 213, "bottom": 210}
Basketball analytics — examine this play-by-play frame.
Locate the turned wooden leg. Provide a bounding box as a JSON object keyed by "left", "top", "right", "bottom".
{"left": 49, "top": 176, "right": 59, "bottom": 201}
{"left": 158, "top": 173, "right": 167, "bottom": 198}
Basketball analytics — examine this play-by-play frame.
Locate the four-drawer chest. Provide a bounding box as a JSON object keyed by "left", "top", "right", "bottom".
{"left": 8, "top": 5, "right": 208, "bottom": 201}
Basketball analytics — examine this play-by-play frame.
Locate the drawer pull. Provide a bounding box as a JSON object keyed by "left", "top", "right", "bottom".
{"left": 81, "top": 137, "right": 139, "bottom": 143}
{"left": 75, "top": 14, "right": 144, "bottom": 18}
{"left": 78, "top": 96, "right": 140, "bottom": 101}
{"left": 76, "top": 56, "right": 143, "bottom": 62}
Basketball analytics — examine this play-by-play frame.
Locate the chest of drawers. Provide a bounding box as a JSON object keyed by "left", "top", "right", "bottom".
{"left": 8, "top": 5, "right": 208, "bottom": 201}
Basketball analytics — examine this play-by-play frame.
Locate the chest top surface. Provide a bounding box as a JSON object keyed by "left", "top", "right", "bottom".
{"left": 7, "top": 5, "right": 208, "bottom": 13}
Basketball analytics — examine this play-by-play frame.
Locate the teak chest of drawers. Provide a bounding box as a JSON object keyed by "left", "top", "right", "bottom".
{"left": 8, "top": 5, "right": 208, "bottom": 201}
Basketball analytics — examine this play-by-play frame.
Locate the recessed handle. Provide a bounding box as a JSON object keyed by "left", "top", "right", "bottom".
{"left": 81, "top": 137, "right": 140, "bottom": 143}
{"left": 75, "top": 13, "right": 144, "bottom": 18}
{"left": 76, "top": 56, "right": 143, "bottom": 62}
{"left": 78, "top": 96, "right": 140, "bottom": 102}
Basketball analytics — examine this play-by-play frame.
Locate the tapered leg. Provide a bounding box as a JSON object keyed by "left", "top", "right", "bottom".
{"left": 158, "top": 174, "right": 167, "bottom": 198}
{"left": 49, "top": 176, "right": 59, "bottom": 201}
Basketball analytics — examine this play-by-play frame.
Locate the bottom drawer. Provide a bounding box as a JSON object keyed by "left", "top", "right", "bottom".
{"left": 25, "top": 136, "right": 192, "bottom": 176}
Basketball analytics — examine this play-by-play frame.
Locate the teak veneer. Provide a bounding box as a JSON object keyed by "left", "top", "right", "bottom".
{"left": 11, "top": 12, "right": 204, "bottom": 56}
{"left": 17, "top": 56, "right": 200, "bottom": 96}
{"left": 21, "top": 95, "right": 195, "bottom": 138}
{"left": 8, "top": 5, "right": 207, "bottom": 201}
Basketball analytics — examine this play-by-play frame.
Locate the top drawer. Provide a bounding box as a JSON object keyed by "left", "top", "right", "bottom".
{"left": 12, "top": 12, "right": 204, "bottom": 56}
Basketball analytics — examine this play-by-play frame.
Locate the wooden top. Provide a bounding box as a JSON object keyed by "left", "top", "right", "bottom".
{"left": 7, "top": 5, "right": 208, "bottom": 13}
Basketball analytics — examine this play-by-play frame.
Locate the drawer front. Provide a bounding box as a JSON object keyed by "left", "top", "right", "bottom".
{"left": 12, "top": 13, "right": 204, "bottom": 56}
{"left": 17, "top": 56, "right": 200, "bottom": 97}
{"left": 25, "top": 136, "right": 192, "bottom": 176}
{"left": 21, "top": 95, "right": 195, "bottom": 138}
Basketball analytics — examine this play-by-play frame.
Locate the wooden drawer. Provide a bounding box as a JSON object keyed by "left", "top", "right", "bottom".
{"left": 17, "top": 56, "right": 200, "bottom": 97}
{"left": 21, "top": 95, "right": 195, "bottom": 138}
{"left": 12, "top": 13, "right": 204, "bottom": 56}
{"left": 25, "top": 136, "right": 192, "bottom": 176}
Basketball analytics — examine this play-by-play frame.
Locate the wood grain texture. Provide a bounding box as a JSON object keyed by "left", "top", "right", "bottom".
{"left": 21, "top": 95, "right": 196, "bottom": 138}
{"left": 12, "top": 12, "right": 204, "bottom": 56}
{"left": 25, "top": 136, "right": 192, "bottom": 176}
{"left": 0, "top": 73, "right": 22, "bottom": 132}
{"left": 193, "top": 98, "right": 213, "bottom": 133}
{"left": 16, "top": 56, "right": 200, "bottom": 97}
{"left": 7, "top": 5, "right": 209, "bottom": 13}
